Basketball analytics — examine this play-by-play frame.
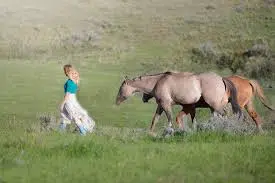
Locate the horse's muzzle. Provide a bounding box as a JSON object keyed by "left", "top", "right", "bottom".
{"left": 115, "top": 97, "right": 125, "bottom": 105}
{"left": 115, "top": 98, "right": 121, "bottom": 105}
{"left": 142, "top": 97, "right": 149, "bottom": 103}
{"left": 116, "top": 100, "right": 121, "bottom": 105}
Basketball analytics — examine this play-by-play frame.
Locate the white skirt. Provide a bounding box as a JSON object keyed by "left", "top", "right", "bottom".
{"left": 60, "top": 94, "right": 95, "bottom": 133}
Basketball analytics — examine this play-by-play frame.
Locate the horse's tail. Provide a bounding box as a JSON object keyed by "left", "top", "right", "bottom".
{"left": 249, "top": 80, "right": 275, "bottom": 111}
{"left": 222, "top": 77, "right": 243, "bottom": 117}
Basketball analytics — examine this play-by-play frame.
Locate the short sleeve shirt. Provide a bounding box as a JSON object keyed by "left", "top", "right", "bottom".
{"left": 64, "top": 79, "right": 78, "bottom": 94}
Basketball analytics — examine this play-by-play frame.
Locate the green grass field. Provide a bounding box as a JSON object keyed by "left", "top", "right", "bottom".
{"left": 1, "top": 0, "right": 275, "bottom": 182}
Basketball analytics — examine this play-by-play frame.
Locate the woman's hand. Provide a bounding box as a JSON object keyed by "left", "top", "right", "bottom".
{"left": 60, "top": 102, "right": 64, "bottom": 112}
{"left": 74, "top": 72, "right": 80, "bottom": 85}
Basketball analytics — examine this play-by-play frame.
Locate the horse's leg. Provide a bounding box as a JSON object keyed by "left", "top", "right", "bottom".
{"left": 189, "top": 107, "right": 197, "bottom": 131}
{"left": 176, "top": 110, "right": 188, "bottom": 130}
{"left": 210, "top": 108, "right": 219, "bottom": 117}
{"left": 142, "top": 93, "right": 153, "bottom": 103}
{"left": 162, "top": 102, "right": 176, "bottom": 136}
{"left": 177, "top": 106, "right": 197, "bottom": 131}
{"left": 209, "top": 91, "right": 230, "bottom": 118}
{"left": 149, "top": 104, "right": 164, "bottom": 134}
{"left": 245, "top": 100, "right": 264, "bottom": 133}
{"left": 162, "top": 102, "right": 173, "bottom": 128}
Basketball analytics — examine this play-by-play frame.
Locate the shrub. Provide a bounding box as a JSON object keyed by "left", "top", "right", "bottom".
{"left": 190, "top": 41, "right": 275, "bottom": 80}
{"left": 38, "top": 113, "right": 57, "bottom": 132}
{"left": 197, "top": 104, "right": 257, "bottom": 135}
{"left": 190, "top": 41, "right": 219, "bottom": 65}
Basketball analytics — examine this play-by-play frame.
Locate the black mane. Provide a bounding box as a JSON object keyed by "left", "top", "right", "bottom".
{"left": 132, "top": 71, "right": 174, "bottom": 80}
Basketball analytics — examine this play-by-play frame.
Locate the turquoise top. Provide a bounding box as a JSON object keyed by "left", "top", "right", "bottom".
{"left": 64, "top": 79, "right": 78, "bottom": 94}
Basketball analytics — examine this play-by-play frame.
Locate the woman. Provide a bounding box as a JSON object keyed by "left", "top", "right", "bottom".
{"left": 59, "top": 64, "right": 95, "bottom": 135}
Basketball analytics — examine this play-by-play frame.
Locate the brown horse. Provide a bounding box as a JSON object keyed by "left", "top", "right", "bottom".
{"left": 172, "top": 75, "right": 275, "bottom": 133}
{"left": 116, "top": 71, "right": 242, "bottom": 134}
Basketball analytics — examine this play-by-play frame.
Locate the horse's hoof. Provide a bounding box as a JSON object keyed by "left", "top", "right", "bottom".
{"left": 148, "top": 131, "right": 157, "bottom": 137}
{"left": 163, "top": 127, "right": 175, "bottom": 137}
{"left": 167, "top": 127, "right": 175, "bottom": 133}
{"left": 177, "top": 128, "right": 185, "bottom": 133}
{"left": 258, "top": 128, "right": 265, "bottom": 135}
{"left": 174, "top": 129, "right": 186, "bottom": 136}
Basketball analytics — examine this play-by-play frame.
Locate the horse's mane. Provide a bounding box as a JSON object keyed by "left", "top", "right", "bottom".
{"left": 132, "top": 71, "right": 177, "bottom": 80}
{"left": 232, "top": 75, "right": 248, "bottom": 80}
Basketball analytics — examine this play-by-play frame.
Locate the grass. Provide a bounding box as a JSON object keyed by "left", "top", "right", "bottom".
{"left": 1, "top": 58, "right": 275, "bottom": 183}
{"left": 1, "top": 129, "right": 275, "bottom": 183}
{"left": 1, "top": 0, "right": 275, "bottom": 182}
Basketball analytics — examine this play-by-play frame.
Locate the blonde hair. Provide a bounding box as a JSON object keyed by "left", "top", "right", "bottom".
{"left": 63, "top": 64, "right": 74, "bottom": 76}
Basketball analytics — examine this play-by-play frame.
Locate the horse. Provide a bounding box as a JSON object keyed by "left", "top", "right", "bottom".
{"left": 115, "top": 71, "right": 242, "bottom": 134}
{"left": 160, "top": 75, "right": 275, "bottom": 133}
{"left": 116, "top": 72, "right": 180, "bottom": 106}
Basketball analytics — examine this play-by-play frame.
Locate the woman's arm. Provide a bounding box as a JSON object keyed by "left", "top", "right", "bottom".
{"left": 62, "top": 93, "right": 70, "bottom": 103}
{"left": 60, "top": 93, "right": 70, "bottom": 111}
{"left": 74, "top": 71, "right": 80, "bottom": 85}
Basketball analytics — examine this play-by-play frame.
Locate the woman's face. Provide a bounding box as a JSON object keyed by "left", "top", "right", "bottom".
{"left": 67, "top": 70, "right": 79, "bottom": 81}
{"left": 67, "top": 70, "right": 74, "bottom": 79}
{"left": 72, "top": 71, "right": 79, "bottom": 79}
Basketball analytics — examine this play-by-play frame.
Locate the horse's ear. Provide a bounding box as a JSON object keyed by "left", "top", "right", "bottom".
{"left": 124, "top": 76, "right": 129, "bottom": 85}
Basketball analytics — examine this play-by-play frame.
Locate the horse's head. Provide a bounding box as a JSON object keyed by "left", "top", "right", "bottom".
{"left": 115, "top": 73, "right": 167, "bottom": 105}
{"left": 115, "top": 76, "right": 136, "bottom": 105}
{"left": 142, "top": 93, "right": 153, "bottom": 103}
